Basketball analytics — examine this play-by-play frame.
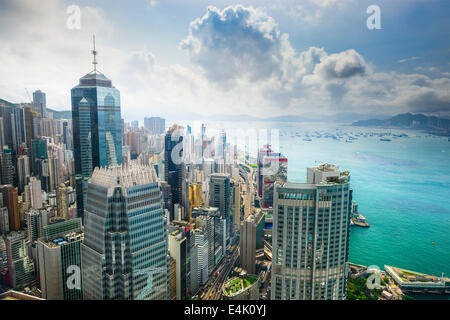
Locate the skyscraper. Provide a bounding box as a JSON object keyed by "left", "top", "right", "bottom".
{"left": 240, "top": 210, "right": 265, "bottom": 275}
{"left": 17, "top": 155, "right": 30, "bottom": 194}
{"left": 81, "top": 162, "right": 169, "bottom": 300}
{"left": 0, "top": 104, "right": 13, "bottom": 149}
{"left": 0, "top": 148, "right": 14, "bottom": 185}
{"left": 32, "top": 90, "right": 46, "bottom": 118}
{"left": 271, "top": 163, "right": 352, "bottom": 300}
{"left": 209, "top": 173, "right": 231, "bottom": 244}
{"left": 262, "top": 153, "right": 287, "bottom": 208}
{"left": 164, "top": 124, "right": 183, "bottom": 219}
{"left": 6, "top": 231, "right": 35, "bottom": 289}
{"left": 31, "top": 138, "right": 47, "bottom": 176}
{"left": 1, "top": 185, "right": 20, "bottom": 231}
{"left": 71, "top": 38, "right": 122, "bottom": 220}
{"left": 144, "top": 117, "right": 165, "bottom": 134}
{"left": 56, "top": 183, "right": 69, "bottom": 220}
{"left": 37, "top": 218, "right": 83, "bottom": 300}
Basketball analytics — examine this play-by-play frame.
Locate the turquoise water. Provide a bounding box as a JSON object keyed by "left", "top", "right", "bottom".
{"left": 183, "top": 120, "right": 450, "bottom": 277}
{"left": 277, "top": 123, "right": 450, "bottom": 277}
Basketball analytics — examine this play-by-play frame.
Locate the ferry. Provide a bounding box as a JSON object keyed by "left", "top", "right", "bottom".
{"left": 351, "top": 213, "right": 370, "bottom": 228}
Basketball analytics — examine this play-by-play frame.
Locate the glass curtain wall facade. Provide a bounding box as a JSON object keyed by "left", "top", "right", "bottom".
{"left": 71, "top": 72, "right": 122, "bottom": 220}
{"left": 81, "top": 163, "right": 169, "bottom": 300}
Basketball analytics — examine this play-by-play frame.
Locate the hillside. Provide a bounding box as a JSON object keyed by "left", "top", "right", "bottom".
{"left": 0, "top": 98, "right": 71, "bottom": 119}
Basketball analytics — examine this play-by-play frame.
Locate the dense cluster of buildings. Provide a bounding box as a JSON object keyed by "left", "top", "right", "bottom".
{"left": 0, "top": 42, "right": 355, "bottom": 301}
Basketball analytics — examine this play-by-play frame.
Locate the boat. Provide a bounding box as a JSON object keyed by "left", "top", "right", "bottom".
{"left": 380, "top": 138, "right": 392, "bottom": 142}
{"left": 351, "top": 213, "right": 370, "bottom": 228}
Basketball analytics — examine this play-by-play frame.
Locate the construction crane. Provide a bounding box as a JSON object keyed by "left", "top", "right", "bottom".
{"left": 25, "top": 88, "right": 32, "bottom": 102}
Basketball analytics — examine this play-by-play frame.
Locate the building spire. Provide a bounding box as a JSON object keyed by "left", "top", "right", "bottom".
{"left": 92, "top": 35, "right": 98, "bottom": 72}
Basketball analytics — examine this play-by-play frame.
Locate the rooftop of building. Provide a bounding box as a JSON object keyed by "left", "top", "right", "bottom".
{"left": 75, "top": 70, "right": 113, "bottom": 88}
{"left": 222, "top": 274, "right": 259, "bottom": 297}
{"left": 0, "top": 290, "right": 44, "bottom": 300}
{"left": 311, "top": 163, "right": 340, "bottom": 172}
{"left": 39, "top": 230, "right": 84, "bottom": 248}
{"left": 90, "top": 161, "right": 159, "bottom": 189}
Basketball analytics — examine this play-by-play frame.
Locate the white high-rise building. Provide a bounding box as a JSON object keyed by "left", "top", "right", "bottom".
{"left": 271, "top": 163, "right": 352, "bottom": 300}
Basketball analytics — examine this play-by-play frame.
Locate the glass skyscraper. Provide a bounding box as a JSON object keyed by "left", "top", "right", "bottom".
{"left": 81, "top": 162, "right": 169, "bottom": 300}
{"left": 71, "top": 59, "right": 122, "bottom": 220}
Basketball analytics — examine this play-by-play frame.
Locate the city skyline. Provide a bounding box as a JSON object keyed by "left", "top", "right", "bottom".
{"left": 0, "top": 0, "right": 449, "bottom": 305}
{"left": 0, "top": 0, "right": 449, "bottom": 122}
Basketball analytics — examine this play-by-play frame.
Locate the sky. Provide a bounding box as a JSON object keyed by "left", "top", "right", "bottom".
{"left": 0, "top": 0, "right": 449, "bottom": 121}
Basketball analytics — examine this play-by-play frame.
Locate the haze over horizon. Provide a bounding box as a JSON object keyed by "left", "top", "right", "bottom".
{"left": 1, "top": 0, "right": 449, "bottom": 122}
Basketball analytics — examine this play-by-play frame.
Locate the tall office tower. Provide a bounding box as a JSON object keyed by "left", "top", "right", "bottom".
{"left": 0, "top": 148, "right": 14, "bottom": 185}
{"left": 0, "top": 103, "right": 14, "bottom": 148}
{"left": 271, "top": 163, "right": 352, "bottom": 300}
{"left": 0, "top": 194, "right": 9, "bottom": 236}
{"left": 209, "top": 173, "right": 231, "bottom": 244}
{"left": 37, "top": 218, "right": 83, "bottom": 300}
{"left": 144, "top": 117, "right": 165, "bottom": 134}
{"left": 0, "top": 237, "right": 7, "bottom": 286}
{"left": 12, "top": 106, "right": 26, "bottom": 153}
{"left": 168, "top": 220, "right": 192, "bottom": 299}
{"left": 23, "top": 106, "right": 35, "bottom": 152}
{"left": 130, "top": 120, "right": 139, "bottom": 130}
{"left": 262, "top": 153, "right": 288, "bottom": 208}
{"left": 160, "top": 181, "right": 173, "bottom": 219}
{"left": 17, "top": 155, "right": 30, "bottom": 194}
{"left": 81, "top": 162, "right": 169, "bottom": 300}
{"left": 26, "top": 177, "right": 42, "bottom": 209}
{"left": 56, "top": 183, "right": 69, "bottom": 220}
{"left": 164, "top": 124, "right": 184, "bottom": 219}
{"left": 40, "top": 118, "right": 57, "bottom": 139}
{"left": 71, "top": 39, "right": 122, "bottom": 221}
{"left": 26, "top": 209, "right": 49, "bottom": 243}
{"left": 6, "top": 231, "right": 35, "bottom": 289}
{"left": 230, "top": 179, "right": 241, "bottom": 231}
{"left": 192, "top": 206, "right": 225, "bottom": 264}
{"left": 34, "top": 158, "right": 50, "bottom": 192}
{"left": 168, "top": 229, "right": 189, "bottom": 300}
{"left": 0, "top": 117, "right": 5, "bottom": 149}
{"left": 48, "top": 157, "right": 60, "bottom": 191}
{"left": 1, "top": 186, "right": 20, "bottom": 231}
{"left": 188, "top": 182, "right": 203, "bottom": 221}
{"left": 62, "top": 120, "right": 72, "bottom": 150}
{"left": 190, "top": 229, "right": 209, "bottom": 295}
{"left": 257, "top": 145, "right": 272, "bottom": 197}
{"left": 194, "top": 213, "right": 215, "bottom": 272}
{"left": 31, "top": 138, "right": 47, "bottom": 176}
{"left": 169, "top": 257, "right": 176, "bottom": 300}
{"left": 33, "top": 90, "right": 46, "bottom": 118}
{"left": 240, "top": 210, "right": 265, "bottom": 275}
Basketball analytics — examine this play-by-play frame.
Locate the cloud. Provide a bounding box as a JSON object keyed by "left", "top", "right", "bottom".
{"left": 398, "top": 56, "right": 419, "bottom": 63}
{"left": 0, "top": 1, "right": 449, "bottom": 120}
{"left": 179, "top": 5, "right": 302, "bottom": 90}
{"left": 147, "top": 0, "right": 158, "bottom": 8}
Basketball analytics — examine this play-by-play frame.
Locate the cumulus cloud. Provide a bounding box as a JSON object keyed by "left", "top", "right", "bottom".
{"left": 0, "top": 1, "right": 449, "bottom": 120}
{"left": 179, "top": 5, "right": 302, "bottom": 90}
{"left": 179, "top": 5, "right": 450, "bottom": 116}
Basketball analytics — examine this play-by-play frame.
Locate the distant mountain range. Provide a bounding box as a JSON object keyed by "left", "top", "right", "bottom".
{"left": 0, "top": 98, "right": 70, "bottom": 119}
{"left": 352, "top": 113, "right": 450, "bottom": 132}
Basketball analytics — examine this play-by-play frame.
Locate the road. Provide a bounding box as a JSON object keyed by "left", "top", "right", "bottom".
{"left": 238, "top": 162, "right": 256, "bottom": 219}
{"left": 202, "top": 244, "right": 240, "bottom": 300}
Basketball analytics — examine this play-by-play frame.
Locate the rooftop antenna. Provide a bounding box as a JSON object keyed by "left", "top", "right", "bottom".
{"left": 92, "top": 35, "right": 98, "bottom": 73}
